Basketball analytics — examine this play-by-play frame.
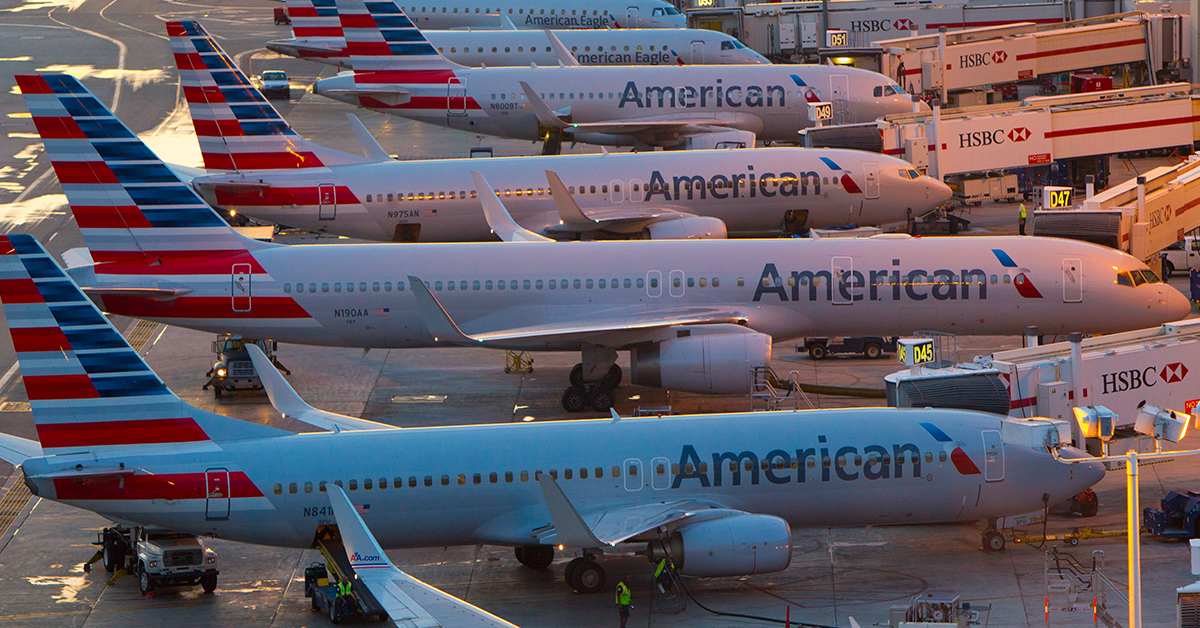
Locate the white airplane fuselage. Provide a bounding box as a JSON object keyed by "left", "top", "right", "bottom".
{"left": 311, "top": 64, "right": 919, "bottom": 145}
{"left": 194, "top": 148, "right": 949, "bottom": 242}
{"left": 20, "top": 408, "right": 1105, "bottom": 549}
{"left": 382, "top": 0, "right": 685, "bottom": 29}
{"left": 88, "top": 236, "right": 1188, "bottom": 349}
{"left": 267, "top": 29, "right": 771, "bottom": 68}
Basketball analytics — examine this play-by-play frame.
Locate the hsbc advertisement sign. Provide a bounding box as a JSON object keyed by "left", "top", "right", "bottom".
{"left": 935, "top": 111, "right": 1052, "bottom": 175}
{"left": 827, "top": 7, "right": 960, "bottom": 44}
{"left": 942, "top": 39, "right": 1035, "bottom": 90}
{"left": 1078, "top": 354, "right": 1195, "bottom": 427}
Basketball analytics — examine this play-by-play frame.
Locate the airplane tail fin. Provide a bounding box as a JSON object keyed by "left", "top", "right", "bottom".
{"left": 167, "top": 20, "right": 366, "bottom": 171}
{"left": 0, "top": 234, "right": 286, "bottom": 456}
{"left": 16, "top": 74, "right": 272, "bottom": 265}
{"left": 336, "top": 0, "right": 463, "bottom": 71}
{"left": 287, "top": 0, "right": 344, "bottom": 38}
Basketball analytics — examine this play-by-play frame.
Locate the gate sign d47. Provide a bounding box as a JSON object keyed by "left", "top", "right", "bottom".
{"left": 898, "top": 338, "right": 935, "bottom": 366}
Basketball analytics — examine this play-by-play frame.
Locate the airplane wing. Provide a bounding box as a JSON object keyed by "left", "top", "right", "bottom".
{"left": 536, "top": 170, "right": 719, "bottom": 237}
{"left": 407, "top": 277, "right": 748, "bottom": 347}
{"left": 0, "top": 433, "right": 42, "bottom": 467}
{"left": 246, "top": 345, "right": 399, "bottom": 432}
{"left": 327, "top": 486, "right": 520, "bottom": 628}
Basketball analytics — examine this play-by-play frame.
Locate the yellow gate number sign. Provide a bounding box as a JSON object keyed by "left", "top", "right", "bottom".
{"left": 898, "top": 338, "right": 934, "bottom": 366}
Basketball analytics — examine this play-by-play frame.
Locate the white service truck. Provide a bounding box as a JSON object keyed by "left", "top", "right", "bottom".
{"left": 1159, "top": 233, "right": 1200, "bottom": 279}
{"left": 94, "top": 525, "right": 219, "bottom": 595}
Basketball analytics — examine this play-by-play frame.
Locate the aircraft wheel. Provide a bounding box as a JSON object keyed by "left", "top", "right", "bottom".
{"left": 982, "top": 530, "right": 1006, "bottom": 553}
{"left": 601, "top": 364, "right": 622, "bottom": 388}
{"left": 562, "top": 386, "right": 588, "bottom": 413}
{"left": 569, "top": 560, "right": 605, "bottom": 594}
{"left": 564, "top": 557, "right": 586, "bottom": 586}
{"left": 808, "top": 344, "right": 828, "bottom": 360}
{"left": 518, "top": 545, "right": 554, "bottom": 570}
{"left": 569, "top": 364, "right": 585, "bottom": 386}
{"left": 589, "top": 387, "right": 615, "bottom": 412}
{"left": 863, "top": 343, "right": 882, "bottom": 359}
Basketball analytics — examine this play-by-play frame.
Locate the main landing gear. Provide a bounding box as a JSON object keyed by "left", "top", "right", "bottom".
{"left": 561, "top": 363, "right": 622, "bottom": 413}
{"left": 514, "top": 545, "right": 606, "bottom": 594}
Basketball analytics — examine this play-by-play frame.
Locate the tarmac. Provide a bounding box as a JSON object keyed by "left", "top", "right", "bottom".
{"left": 1, "top": 0, "right": 1200, "bottom": 626}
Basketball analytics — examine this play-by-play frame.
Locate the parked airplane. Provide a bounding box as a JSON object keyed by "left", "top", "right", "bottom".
{"left": 169, "top": 22, "right": 945, "bottom": 242}
{"left": 0, "top": 243, "right": 1105, "bottom": 594}
{"left": 270, "top": 0, "right": 767, "bottom": 68}
{"left": 20, "top": 73, "right": 1190, "bottom": 411}
{"left": 307, "top": 0, "right": 917, "bottom": 148}
{"left": 351, "top": 0, "right": 685, "bottom": 29}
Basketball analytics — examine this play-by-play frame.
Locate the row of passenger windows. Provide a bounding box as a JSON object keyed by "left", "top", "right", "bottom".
{"left": 438, "top": 44, "right": 671, "bottom": 54}
{"left": 411, "top": 6, "right": 608, "bottom": 15}
{"left": 269, "top": 451, "right": 949, "bottom": 495}
{"left": 281, "top": 276, "right": 735, "bottom": 294}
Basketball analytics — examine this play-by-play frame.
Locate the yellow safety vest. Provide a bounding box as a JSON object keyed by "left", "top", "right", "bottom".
{"left": 1019, "top": 204, "right": 1027, "bottom": 219}
{"left": 655, "top": 559, "right": 667, "bottom": 578}
{"left": 616, "top": 582, "right": 631, "bottom": 605}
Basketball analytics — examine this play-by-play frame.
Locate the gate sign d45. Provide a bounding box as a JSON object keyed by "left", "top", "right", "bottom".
{"left": 898, "top": 338, "right": 935, "bottom": 366}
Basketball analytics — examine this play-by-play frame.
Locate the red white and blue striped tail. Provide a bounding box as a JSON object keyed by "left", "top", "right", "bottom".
{"left": 16, "top": 74, "right": 272, "bottom": 265}
{"left": 0, "top": 234, "right": 287, "bottom": 457}
{"left": 288, "top": 0, "right": 344, "bottom": 39}
{"left": 167, "top": 21, "right": 365, "bottom": 172}
{"left": 337, "top": 0, "right": 461, "bottom": 71}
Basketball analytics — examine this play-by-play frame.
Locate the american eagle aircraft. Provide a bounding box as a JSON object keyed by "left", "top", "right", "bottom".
{"left": 0, "top": 239, "right": 1105, "bottom": 595}
{"left": 306, "top": 0, "right": 918, "bottom": 149}
{"left": 358, "top": 0, "right": 684, "bottom": 30}
{"left": 169, "top": 22, "right": 947, "bottom": 243}
{"left": 271, "top": 0, "right": 768, "bottom": 68}
{"left": 19, "top": 73, "right": 1190, "bottom": 411}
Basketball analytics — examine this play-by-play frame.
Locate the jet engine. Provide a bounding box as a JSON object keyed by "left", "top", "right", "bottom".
{"left": 649, "top": 514, "right": 792, "bottom": 577}
{"left": 643, "top": 216, "right": 728, "bottom": 240}
{"left": 630, "top": 329, "right": 770, "bottom": 394}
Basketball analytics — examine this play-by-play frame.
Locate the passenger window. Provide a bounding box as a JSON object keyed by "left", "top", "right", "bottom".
{"left": 322, "top": 283, "right": 329, "bottom": 292}
{"left": 409, "top": 477, "right": 417, "bottom": 488}
{"left": 612, "top": 466, "right": 621, "bottom": 477}
{"left": 304, "top": 482, "right": 312, "bottom": 493}
{"left": 441, "top": 475, "right": 450, "bottom": 486}
{"left": 738, "top": 277, "right": 745, "bottom": 287}
{"left": 536, "top": 279, "right": 544, "bottom": 289}
{"left": 650, "top": 277, "right": 658, "bottom": 288}
{"left": 505, "top": 471, "right": 513, "bottom": 483}
{"left": 334, "top": 480, "right": 343, "bottom": 488}
{"left": 488, "top": 472, "right": 497, "bottom": 483}
{"left": 595, "top": 467, "right": 603, "bottom": 478}
{"left": 520, "top": 471, "right": 529, "bottom": 482}
{"left": 424, "top": 476, "right": 433, "bottom": 487}
{"left": 474, "top": 280, "right": 481, "bottom": 290}
{"left": 637, "top": 278, "right": 644, "bottom": 288}
{"left": 348, "top": 479, "right": 357, "bottom": 491}
{"left": 564, "top": 468, "right": 573, "bottom": 480}
{"left": 458, "top": 474, "right": 467, "bottom": 486}
{"left": 486, "top": 280, "right": 493, "bottom": 290}
{"left": 580, "top": 468, "right": 588, "bottom": 479}
{"left": 319, "top": 481, "right": 327, "bottom": 493}
{"left": 334, "top": 283, "right": 342, "bottom": 293}
{"left": 347, "top": 283, "right": 354, "bottom": 293}
{"left": 273, "top": 483, "right": 282, "bottom": 495}
{"left": 713, "top": 278, "right": 720, "bottom": 287}
{"left": 586, "top": 279, "right": 593, "bottom": 289}
{"left": 397, "top": 281, "right": 405, "bottom": 291}
{"left": 284, "top": 283, "right": 291, "bottom": 293}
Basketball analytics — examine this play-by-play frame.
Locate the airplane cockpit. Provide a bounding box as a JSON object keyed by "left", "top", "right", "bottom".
{"left": 1115, "top": 267, "right": 1162, "bottom": 287}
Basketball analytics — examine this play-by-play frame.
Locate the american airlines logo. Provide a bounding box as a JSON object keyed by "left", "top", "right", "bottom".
{"left": 524, "top": 14, "right": 612, "bottom": 28}
{"left": 753, "top": 262, "right": 990, "bottom": 303}
{"left": 644, "top": 166, "right": 848, "bottom": 202}
{"left": 351, "top": 552, "right": 384, "bottom": 564}
{"left": 672, "top": 440, "right": 925, "bottom": 488}
{"left": 619, "top": 79, "right": 786, "bottom": 110}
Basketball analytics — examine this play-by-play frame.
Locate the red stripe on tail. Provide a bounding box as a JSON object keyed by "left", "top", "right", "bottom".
{"left": 38, "top": 417, "right": 210, "bottom": 448}
{"left": 10, "top": 327, "right": 72, "bottom": 353}
{"left": 24, "top": 374, "right": 100, "bottom": 400}
{"left": 72, "top": 205, "right": 155, "bottom": 230}
{"left": 51, "top": 161, "right": 120, "bottom": 185}
{"left": 30, "top": 116, "right": 86, "bottom": 140}
{"left": 0, "top": 278, "right": 44, "bottom": 304}
{"left": 14, "top": 75, "right": 52, "bottom": 94}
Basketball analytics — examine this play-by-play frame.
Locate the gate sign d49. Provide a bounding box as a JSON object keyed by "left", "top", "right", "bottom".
{"left": 898, "top": 338, "right": 935, "bottom": 366}
{"left": 808, "top": 102, "right": 833, "bottom": 123}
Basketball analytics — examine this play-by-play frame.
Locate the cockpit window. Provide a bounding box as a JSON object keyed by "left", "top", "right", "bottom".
{"left": 1140, "top": 269, "right": 1160, "bottom": 284}
{"left": 720, "top": 41, "right": 748, "bottom": 51}
{"left": 664, "top": 5, "right": 681, "bottom": 14}
{"left": 898, "top": 168, "right": 921, "bottom": 180}
{"left": 874, "top": 85, "right": 901, "bottom": 97}
{"left": 1116, "top": 273, "right": 1133, "bottom": 287}
{"left": 1116, "top": 269, "right": 1160, "bottom": 287}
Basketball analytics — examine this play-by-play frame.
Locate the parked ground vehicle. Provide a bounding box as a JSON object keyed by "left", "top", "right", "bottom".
{"left": 204, "top": 336, "right": 289, "bottom": 398}
{"left": 801, "top": 336, "right": 898, "bottom": 360}
{"left": 274, "top": 7, "right": 291, "bottom": 25}
{"left": 257, "top": 70, "right": 290, "bottom": 99}
{"left": 1158, "top": 233, "right": 1200, "bottom": 279}
{"left": 1143, "top": 490, "right": 1200, "bottom": 540}
{"left": 93, "top": 526, "right": 218, "bottom": 595}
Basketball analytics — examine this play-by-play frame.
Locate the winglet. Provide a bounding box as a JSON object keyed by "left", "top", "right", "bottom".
{"left": 247, "top": 345, "right": 398, "bottom": 431}
{"left": 499, "top": 13, "right": 517, "bottom": 29}
{"left": 328, "top": 485, "right": 398, "bottom": 571}
{"left": 407, "top": 275, "right": 481, "bottom": 345}
{"left": 537, "top": 474, "right": 605, "bottom": 548}
{"left": 471, "top": 172, "right": 553, "bottom": 242}
{"left": 544, "top": 170, "right": 597, "bottom": 227}
{"left": 544, "top": 31, "right": 581, "bottom": 66}
{"left": 346, "top": 114, "right": 393, "bottom": 162}
{"left": 610, "top": 409, "right": 621, "bottom": 422}
{"left": 519, "top": 82, "right": 568, "bottom": 129}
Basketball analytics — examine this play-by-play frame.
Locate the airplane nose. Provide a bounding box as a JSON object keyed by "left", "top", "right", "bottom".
{"left": 927, "top": 178, "right": 952, "bottom": 203}
{"left": 1163, "top": 286, "right": 1193, "bottom": 321}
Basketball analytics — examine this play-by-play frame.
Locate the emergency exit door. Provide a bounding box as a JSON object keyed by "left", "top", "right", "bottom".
{"left": 1062, "top": 258, "right": 1082, "bottom": 302}
{"left": 447, "top": 78, "right": 466, "bottom": 117}
{"left": 318, "top": 184, "right": 336, "bottom": 220}
{"left": 626, "top": 6, "right": 638, "bottom": 26}
{"left": 862, "top": 162, "right": 880, "bottom": 199}
{"left": 690, "top": 41, "right": 705, "bottom": 64}
{"left": 982, "top": 430, "right": 1004, "bottom": 482}
{"left": 830, "top": 74, "right": 851, "bottom": 124}
{"left": 205, "top": 468, "right": 231, "bottom": 520}
{"left": 232, "top": 263, "right": 251, "bottom": 312}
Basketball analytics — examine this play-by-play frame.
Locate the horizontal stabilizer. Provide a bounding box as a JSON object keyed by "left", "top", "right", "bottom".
{"left": 471, "top": 172, "right": 552, "bottom": 243}
{"left": 0, "top": 433, "right": 42, "bottom": 467}
{"left": 246, "top": 345, "right": 398, "bottom": 432}
{"left": 81, "top": 287, "right": 193, "bottom": 301}
{"left": 322, "top": 87, "right": 411, "bottom": 107}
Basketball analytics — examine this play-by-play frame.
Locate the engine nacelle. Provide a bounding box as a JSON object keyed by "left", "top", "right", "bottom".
{"left": 643, "top": 216, "right": 728, "bottom": 240}
{"left": 630, "top": 329, "right": 771, "bottom": 394}
{"left": 651, "top": 514, "right": 792, "bottom": 577}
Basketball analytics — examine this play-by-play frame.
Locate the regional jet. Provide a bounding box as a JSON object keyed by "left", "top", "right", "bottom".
{"left": 304, "top": 0, "right": 917, "bottom": 148}
{"left": 271, "top": 0, "right": 767, "bottom": 68}
{"left": 0, "top": 243, "right": 1105, "bottom": 594}
{"left": 355, "top": 0, "right": 684, "bottom": 29}
{"left": 169, "top": 24, "right": 946, "bottom": 242}
{"left": 19, "top": 73, "right": 1190, "bottom": 412}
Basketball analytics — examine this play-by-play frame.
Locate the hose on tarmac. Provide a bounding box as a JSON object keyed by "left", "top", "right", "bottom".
{"left": 673, "top": 574, "right": 840, "bottom": 628}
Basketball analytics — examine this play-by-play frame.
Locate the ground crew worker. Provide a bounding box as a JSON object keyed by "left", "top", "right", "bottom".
{"left": 654, "top": 557, "right": 673, "bottom": 592}
{"left": 615, "top": 575, "right": 632, "bottom": 628}
{"left": 1018, "top": 203, "right": 1027, "bottom": 235}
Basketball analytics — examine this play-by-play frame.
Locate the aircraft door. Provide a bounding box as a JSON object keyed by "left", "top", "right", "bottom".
{"left": 690, "top": 41, "right": 705, "bottom": 64}
{"left": 318, "top": 184, "right": 336, "bottom": 220}
{"left": 626, "top": 6, "right": 639, "bottom": 27}
{"left": 205, "top": 469, "right": 231, "bottom": 520}
{"left": 669, "top": 270, "right": 685, "bottom": 297}
{"left": 830, "top": 74, "right": 851, "bottom": 124}
{"left": 982, "top": 430, "right": 1004, "bottom": 482}
{"left": 647, "top": 270, "right": 662, "bottom": 297}
{"left": 832, "top": 256, "right": 852, "bottom": 305}
{"left": 1062, "top": 258, "right": 1082, "bottom": 302}
{"left": 650, "top": 457, "right": 671, "bottom": 490}
{"left": 862, "top": 162, "right": 880, "bottom": 199}
{"left": 624, "top": 458, "right": 643, "bottom": 491}
{"left": 232, "top": 263, "right": 252, "bottom": 312}
{"left": 610, "top": 180, "right": 624, "bottom": 203}
{"left": 447, "top": 78, "right": 466, "bottom": 117}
